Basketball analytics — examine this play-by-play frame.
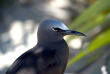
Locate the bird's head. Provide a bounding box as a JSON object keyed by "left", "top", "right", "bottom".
{"left": 37, "top": 20, "right": 86, "bottom": 44}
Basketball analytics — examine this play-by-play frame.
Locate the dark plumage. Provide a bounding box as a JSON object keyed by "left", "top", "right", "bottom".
{"left": 6, "top": 20, "right": 86, "bottom": 74}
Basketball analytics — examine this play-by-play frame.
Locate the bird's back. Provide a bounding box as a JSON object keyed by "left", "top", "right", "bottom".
{"left": 6, "top": 39, "right": 69, "bottom": 74}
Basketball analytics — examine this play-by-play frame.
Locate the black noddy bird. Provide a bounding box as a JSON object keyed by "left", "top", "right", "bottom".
{"left": 6, "top": 20, "right": 86, "bottom": 74}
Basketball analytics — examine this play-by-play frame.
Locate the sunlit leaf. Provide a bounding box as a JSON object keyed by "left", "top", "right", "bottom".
{"left": 69, "top": 0, "right": 110, "bottom": 29}
{"left": 67, "top": 28, "right": 110, "bottom": 68}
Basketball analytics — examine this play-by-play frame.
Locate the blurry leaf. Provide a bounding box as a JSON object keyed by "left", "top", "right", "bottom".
{"left": 86, "top": 0, "right": 98, "bottom": 4}
{"left": 67, "top": 28, "right": 110, "bottom": 69}
{"left": 77, "top": 13, "right": 110, "bottom": 33}
{"left": 66, "top": 0, "right": 110, "bottom": 73}
{"left": 69, "top": 0, "right": 110, "bottom": 29}
{"left": 67, "top": 0, "right": 110, "bottom": 42}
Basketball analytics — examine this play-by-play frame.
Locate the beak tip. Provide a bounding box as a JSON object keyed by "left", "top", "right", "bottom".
{"left": 77, "top": 32, "right": 87, "bottom": 37}
{"left": 64, "top": 30, "right": 87, "bottom": 37}
{"left": 83, "top": 34, "right": 87, "bottom": 37}
{"left": 80, "top": 33, "right": 87, "bottom": 37}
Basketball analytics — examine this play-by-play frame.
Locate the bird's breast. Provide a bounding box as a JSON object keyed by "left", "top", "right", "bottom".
{"left": 50, "top": 40, "right": 69, "bottom": 67}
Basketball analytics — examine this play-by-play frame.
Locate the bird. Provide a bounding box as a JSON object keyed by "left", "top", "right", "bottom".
{"left": 6, "top": 20, "right": 86, "bottom": 74}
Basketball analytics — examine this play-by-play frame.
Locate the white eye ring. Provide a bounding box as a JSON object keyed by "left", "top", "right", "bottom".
{"left": 52, "top": 27, "right": 62, "bottom": 32}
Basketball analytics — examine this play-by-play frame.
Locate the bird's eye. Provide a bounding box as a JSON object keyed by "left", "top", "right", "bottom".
{"left": 53, "top": 27, "right": 62, "bottom": 32}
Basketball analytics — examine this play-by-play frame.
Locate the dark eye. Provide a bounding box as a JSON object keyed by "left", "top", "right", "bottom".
{"left": 53, "top": 27, "right": 62, "bottom": 32}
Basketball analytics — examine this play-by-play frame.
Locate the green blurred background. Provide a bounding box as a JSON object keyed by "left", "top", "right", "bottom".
{"left": 0, "top": 0, "right": 110, "bottom": 74}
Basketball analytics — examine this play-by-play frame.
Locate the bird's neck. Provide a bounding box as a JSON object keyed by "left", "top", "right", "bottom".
{"left": 37, "top": 38, "right": 65, "bottom": 46}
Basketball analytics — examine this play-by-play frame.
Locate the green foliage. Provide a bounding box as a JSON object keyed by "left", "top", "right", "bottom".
{"left": 67, "top": 29, "right": 110, "bottom": 67}
{"left": 69, "top": 0, "right": 110, "bottom": 30}
{"left": 67, "top": 0, "right": 110, "bottom": 73}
